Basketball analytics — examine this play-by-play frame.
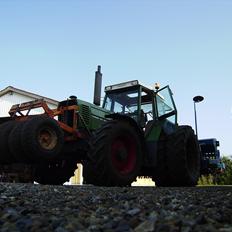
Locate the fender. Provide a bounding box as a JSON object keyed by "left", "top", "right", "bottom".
{"left": 106, "top": 113, "right": 143, "bottom": 136}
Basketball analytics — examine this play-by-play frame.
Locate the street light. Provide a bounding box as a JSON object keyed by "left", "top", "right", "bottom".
{"left": 193, "top": 95, "right": 204, "bottom": 138}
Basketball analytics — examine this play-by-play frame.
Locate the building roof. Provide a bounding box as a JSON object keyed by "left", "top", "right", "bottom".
{"left": 0, "top": 86, "right": 59, "bottom": 105}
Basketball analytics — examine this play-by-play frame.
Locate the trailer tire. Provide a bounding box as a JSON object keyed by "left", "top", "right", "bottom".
{"left": 166, "top": 125, "right": 200, "bottom": 186}
{"left": 83, "top": 120, "right": 142, "bottom": 186}
{"left": 34, "top": 159, "right": 77, "bottom": 185}
{"left": 0, "top": 121, "right": 18, "bottom": 163}
{"left": 21, "top": 116, "right": 64, "bottom": 161}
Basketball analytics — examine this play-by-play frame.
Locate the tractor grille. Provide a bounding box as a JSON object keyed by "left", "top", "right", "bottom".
{"left": 80, "top": 104, "right": 91, "bottom": 127}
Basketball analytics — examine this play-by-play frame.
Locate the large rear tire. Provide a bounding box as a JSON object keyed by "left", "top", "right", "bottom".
{"left": 83, "top": 120, "right": 143, "bottom": 186}
{"left": 155, "top": 126, "right": 200, "bottom": 186}
{"left": 167, "top": 126, "right": 200, "bottom": 186}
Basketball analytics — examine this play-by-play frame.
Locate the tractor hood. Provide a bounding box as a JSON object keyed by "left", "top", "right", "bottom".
{"left": 76, "top": 99, "right": 110, "bottom": 130}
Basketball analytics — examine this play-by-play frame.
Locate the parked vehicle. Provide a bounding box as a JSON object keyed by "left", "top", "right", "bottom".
{"left": 0, "top": 66, "right": 200, "bottom": 186}
{"left": 199, "top": 138, "right": 225, "bottom": 175}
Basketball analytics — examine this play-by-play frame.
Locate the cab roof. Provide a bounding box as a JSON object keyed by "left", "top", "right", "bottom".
{"left": 104, "top": 80, "right": 153, "bottom": 93}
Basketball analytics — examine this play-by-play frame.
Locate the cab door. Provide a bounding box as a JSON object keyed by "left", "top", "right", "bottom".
{"left": 155, "top": 85, "right": 177, "bottom": 125}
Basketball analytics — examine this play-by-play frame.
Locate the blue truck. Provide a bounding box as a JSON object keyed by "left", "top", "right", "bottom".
{"left": 199, "top": 138, "right": 225, "bottom": 175}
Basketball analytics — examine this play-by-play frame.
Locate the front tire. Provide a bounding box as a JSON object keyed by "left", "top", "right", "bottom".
{"left": 83, "top": 120, "right": 143, "bottom": 186}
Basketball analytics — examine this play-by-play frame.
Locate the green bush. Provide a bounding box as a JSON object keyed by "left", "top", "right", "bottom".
{"left": 198, "top": 157, "right": 232, "bottom": 186}
{"left": 198, "top": 174, "right": 215, "bottom": 186}
{"left": 214, "top": 157, "right": 232, "bottom": 185}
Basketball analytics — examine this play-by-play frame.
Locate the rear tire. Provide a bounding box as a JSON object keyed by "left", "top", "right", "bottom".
{"left": 154, "top": 126, "right": 200, "bottom": 187}
{"left": 167, "top": 126, "right": 200, "bottom": 186}
{"left": 83, "top": 120, "right": 143, "bottom": 186}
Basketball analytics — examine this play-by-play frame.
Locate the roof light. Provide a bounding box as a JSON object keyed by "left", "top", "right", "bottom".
{"left": 105, "top": 80, "right": 139, "bottom": 91}
{"left": 105, "top": 86, "right": 112, "bottom": 91}
{"left": 154, "top": 83, "right": 160, "bottom": 91}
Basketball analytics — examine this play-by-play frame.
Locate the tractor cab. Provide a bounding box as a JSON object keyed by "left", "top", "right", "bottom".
{"left": 102, "top": 80, "right": 177, "bottom": 130}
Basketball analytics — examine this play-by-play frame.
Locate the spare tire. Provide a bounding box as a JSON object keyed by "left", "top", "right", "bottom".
{"left": 0, "top": 121, "right": 18, "bottom": 164}
{"left": 20, "top": 116, "right": 64, "bottom": 162}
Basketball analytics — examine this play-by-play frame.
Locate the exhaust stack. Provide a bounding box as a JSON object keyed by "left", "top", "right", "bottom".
{"left": 93, "top": 65, "right": 102, "bottom": 106}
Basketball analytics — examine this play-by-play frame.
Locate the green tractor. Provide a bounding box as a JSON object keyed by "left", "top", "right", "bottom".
{"left": 0, "top": 66, "right": 200, "bottom": 186}
{"left": 83, "top": 72, "right": 200, "bottom": 187}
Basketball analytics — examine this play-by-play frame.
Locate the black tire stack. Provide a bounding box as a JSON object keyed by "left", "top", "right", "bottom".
{"left": 0, "top": 120, "right": 18, "bottom": 163}
{"left": 0, "top": 116, "right": 64, "bottom": 164}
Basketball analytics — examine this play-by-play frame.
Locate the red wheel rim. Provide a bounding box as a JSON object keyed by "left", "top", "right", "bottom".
{"left": 111, "top": 136, "right": 136, "bottom": 175}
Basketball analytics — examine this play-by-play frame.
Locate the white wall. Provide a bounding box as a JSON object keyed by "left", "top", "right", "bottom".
{"left": 0, "top": 92, "right": 57, "bottom": 117}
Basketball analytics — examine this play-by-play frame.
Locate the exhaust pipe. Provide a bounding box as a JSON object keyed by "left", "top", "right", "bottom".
{"left": 93, "top": 65, "right": 102, "bottom": 106}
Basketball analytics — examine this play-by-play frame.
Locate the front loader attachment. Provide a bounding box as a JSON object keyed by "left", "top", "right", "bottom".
{"left": 8, "top": 98, "right": 85, "bottom": 140}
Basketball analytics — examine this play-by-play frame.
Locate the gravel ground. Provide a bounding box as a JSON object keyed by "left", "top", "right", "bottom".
{"left": 0, "top": 184, "right": 231, "bottom": 232}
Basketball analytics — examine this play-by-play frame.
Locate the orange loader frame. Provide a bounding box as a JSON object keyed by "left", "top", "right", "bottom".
{"left": 8, "top": 99, "right": 86, "bottom": 141}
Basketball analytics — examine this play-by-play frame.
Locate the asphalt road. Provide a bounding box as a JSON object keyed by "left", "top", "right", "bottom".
{"left": 0, "top": 184, "right": 231, "bottom": 232}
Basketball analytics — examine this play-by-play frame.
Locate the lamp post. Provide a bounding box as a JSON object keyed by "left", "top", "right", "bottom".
{"left": 193, "top": 95, "right": 204, "bottom": 138}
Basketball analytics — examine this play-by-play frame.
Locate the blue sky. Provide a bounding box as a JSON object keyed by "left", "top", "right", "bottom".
{"left": 0, "top": 0, "right": 232, "bottom": 156}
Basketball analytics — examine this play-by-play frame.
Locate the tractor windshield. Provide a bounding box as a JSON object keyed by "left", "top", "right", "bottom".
{"left": 103, "top": 88, "right": 139, "bottom": 120}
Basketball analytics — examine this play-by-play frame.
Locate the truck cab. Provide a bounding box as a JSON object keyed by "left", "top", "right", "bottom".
{"left": 199, "top": 138, "right": 225, "bottom": 174}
